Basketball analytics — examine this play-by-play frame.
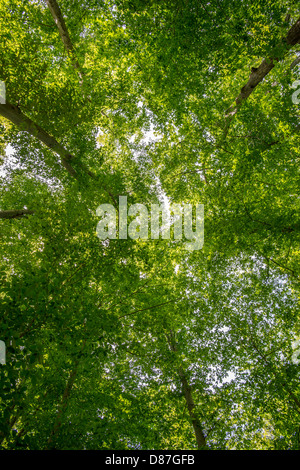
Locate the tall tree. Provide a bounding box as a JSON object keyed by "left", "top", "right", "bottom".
{"left": 1, "top": 0, "right": 300, "bottom": 450}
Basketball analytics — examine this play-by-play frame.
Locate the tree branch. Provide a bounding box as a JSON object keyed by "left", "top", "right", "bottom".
{"left": 290, "top": 54, "right": 300, "bottom": 69}
{"left": 167, "top": 330, "right": 207, "bottom": 449}
{"left": 0, "top": 209, "right": 34, "bottom": 219}
{"left": 0, "top": 101, "right": 117, "bottom": 206}
{"left": 0, "top": 101, "right": 78, "bottom": 178}
{"left": 223, "top": 17, "right": 300, "bottom": 136}
{"left": 46, "top": 0, "right": 84, "bottom": 85}
{"left": 118, "top": 298, "right": 180, "bottom": 319}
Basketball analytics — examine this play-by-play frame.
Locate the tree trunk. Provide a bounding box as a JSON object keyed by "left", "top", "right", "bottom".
{"left": 224, "top": 17, "right": 300, "bottom": 129}
{"left": 46, "top": 336, "right": 86, "bottom": 449}
{"left": 177, "top": 366, "right": 207, "bottom": 449}
{"left": 0, "top": 101, "right": 77, "bottom": 178}
{"left": 167, "top": 331, "right": 207, "bottom": 449}
{"left": 46, "top": 362, "right": 79, "bottom": 449}
{"left": 0, "top": 209, "right": 34, "bottom": 219}
{"left": 0, "top": 102, "right": 118, "bottom": 205}
{"left": 46, "top": 0, "right": 83, "bottom": 84}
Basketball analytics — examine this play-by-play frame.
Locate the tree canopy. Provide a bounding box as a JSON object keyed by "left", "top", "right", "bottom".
{"left": 0, "top": 0, "right": 300, "bottom": 450}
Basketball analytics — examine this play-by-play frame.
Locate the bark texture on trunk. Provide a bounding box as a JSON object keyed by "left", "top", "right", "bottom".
{"left": 46, "top": 0, "right": 83, "bottom": 84}
{"left": 46, "top": 334, "right": 87, "bottom": 449}
{"left": 0, "top": 101, "right": 77, "bottom": 178}
{"left": 0, "top": 102, "right": 118, "bottom": 206}
{"left": 0, "top": 209, "right": 34, "bottom": 219}
{"left": 167, "top": 331, "right": 207, "bottom": 449}
{"left": 224, "top": 17, "right": 300, "bottom": 127}
{"left": 177, "top": 366, "right": 207, "bottom": 449}
{"left": 46, "top": 363, "right": 79, "bottom": 449}
{"left": 225, "top": 59, "right": 276, "bottom": 117}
